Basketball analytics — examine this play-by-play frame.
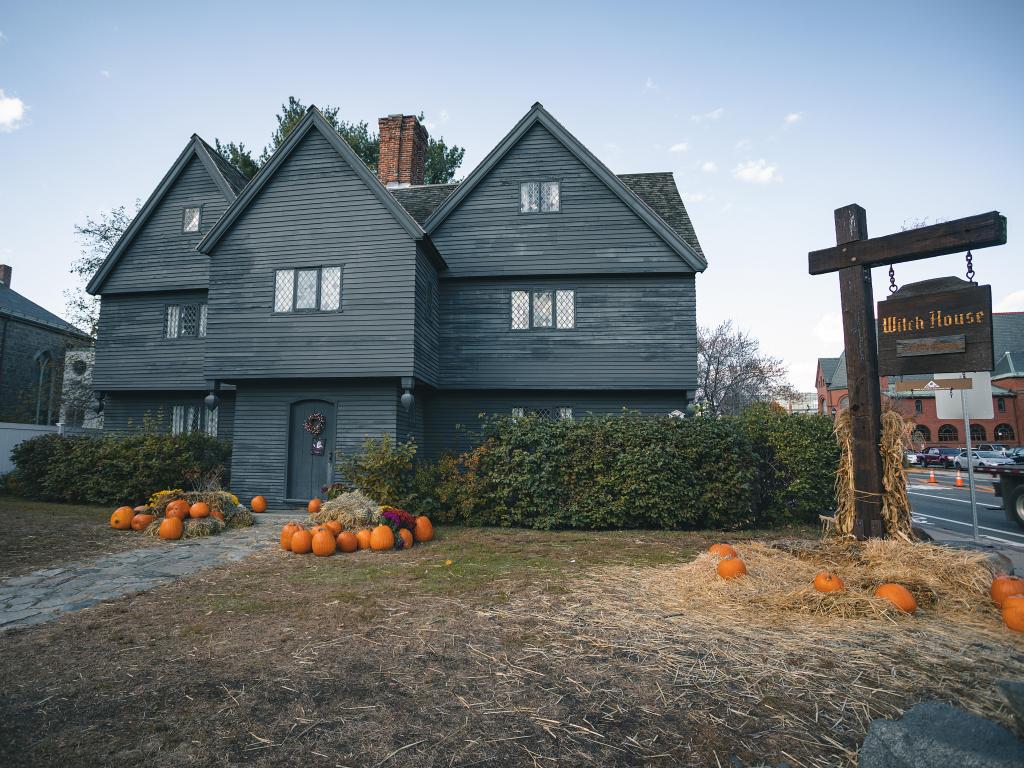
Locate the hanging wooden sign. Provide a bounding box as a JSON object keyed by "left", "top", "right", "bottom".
{"left": 877, "top": 276, "right": 993, "bottom": 376}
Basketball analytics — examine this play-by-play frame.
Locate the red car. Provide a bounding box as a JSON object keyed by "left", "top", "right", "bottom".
{"left": 918, "top": 447, "right": 960, "bottom": 468}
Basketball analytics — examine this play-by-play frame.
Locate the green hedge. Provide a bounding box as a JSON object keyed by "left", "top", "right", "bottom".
{"left": 10, "top": 432, "right": 231, "bottom": 506}
{"left": 342, "top": 407, "right": 839, "bottom": 530}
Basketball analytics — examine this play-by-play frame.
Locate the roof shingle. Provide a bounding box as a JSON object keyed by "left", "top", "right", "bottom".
{"left": 0, "top": 285, "right": 90, "bottom": 338}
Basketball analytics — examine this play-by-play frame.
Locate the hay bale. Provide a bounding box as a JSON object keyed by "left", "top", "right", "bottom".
{"left": 311, "top": 490, "right": 380, "bottom": 529}
{"left": 225, "top": 506, "right": 254, "bottom": 529}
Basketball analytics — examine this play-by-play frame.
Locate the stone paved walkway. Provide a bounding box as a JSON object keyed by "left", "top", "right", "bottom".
{"left": 0, "top": 514, "right": 293, "bottom": 632}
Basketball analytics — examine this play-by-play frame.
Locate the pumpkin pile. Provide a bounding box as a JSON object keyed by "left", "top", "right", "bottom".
{"left": 991, "top": 574, "right": 1024, "bottom": 632}
{"left": 109, "top": 489, "right": 254, "bottom": 541}
{"left": 280, "top": 505, "right": 434, "bottom": 557}
{"left": 706, "top": 541, "right": 923, "bottom": 616}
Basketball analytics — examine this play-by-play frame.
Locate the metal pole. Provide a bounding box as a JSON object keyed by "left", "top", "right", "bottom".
{"left": 960, "top": 382, "right": 979, "bottom": 542}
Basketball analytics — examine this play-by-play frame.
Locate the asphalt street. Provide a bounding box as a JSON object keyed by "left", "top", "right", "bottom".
{"left": 905, "top": 466, "right": 1024, "bottom": 546}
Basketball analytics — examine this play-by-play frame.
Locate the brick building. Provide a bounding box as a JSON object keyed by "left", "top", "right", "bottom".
{"left": 815, "top": 312, "right": 1024, "bottom": 448}
{"left": 0, "top": 265, "right": 93, "bottom": 425}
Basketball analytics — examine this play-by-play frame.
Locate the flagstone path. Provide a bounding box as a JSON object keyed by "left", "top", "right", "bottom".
{"left": 0, "top": 514, "right": 292, "bottom": 632}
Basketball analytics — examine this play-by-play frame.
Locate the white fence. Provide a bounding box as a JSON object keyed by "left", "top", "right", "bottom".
{"left": 0, "top": 422, "right": 59, "bottom": 475}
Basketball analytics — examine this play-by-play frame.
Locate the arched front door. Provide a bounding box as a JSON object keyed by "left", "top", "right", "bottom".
{"left": 287, "top": 400, "right": 334, "bottom": 501}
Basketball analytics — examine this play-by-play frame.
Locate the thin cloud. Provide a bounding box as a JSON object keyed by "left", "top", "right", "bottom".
{"left": 735, "top": 138, "right": 752, "bottom": 152}
{"left": 691, "top": 107, "right": 724, "bottom": 123}
{"left": 995, "top": 289, "right": 1024, "bottom": 312}
{"left": 813, "top": 312, "right": 844, "bottom": 348}
{"left": 732, "top": 159, "right": 781, "bottom": 184}
{"left": 643, "top": 77, "right": 658, "bottom": 92}
{"left": 669, "top": 142, "right": 688, "bottom": 153}
{"left": 681, "top": 191, "right": 706, "bottom": 203}
{"left": 100, "top": 70, "right": 111, "bottom": 78}
{"left": 700, "top": 161, "right": 718, "bottom": 173}
{"left": 784, "top": 111, "right": 803, "bottom": 126}
{"left": 0, "top": 89, "right": 26, "bottom": 132}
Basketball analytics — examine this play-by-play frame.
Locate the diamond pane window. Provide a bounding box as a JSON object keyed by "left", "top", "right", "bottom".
{"left": 165, "top": 305, "right": 180, "bottom": 338}
{"left": 558, "top": 407, "right": 573, "bottom": 421}
{"left": 199, "top": 304, "right": 208, "bottom": 337}
{"left": 320, "top": 267, "right": 341, "bottom": 311}
{"left": 182, "top": 207, "right": 200, "bottom": 233}
{"left": 512, "top": 407, "right": 525, "bottom": 418}
{"left": 556, "top": 290, "right": 575, "bottom": 328}
{"left": 532, "top": 291, "right": 553, "bottom": 327}
{"left": 180, "top": 305, "right": 199, "bottom": 337}
{"left": 274, "top": 270, "right": 294, "bottom": 312}
{"left": 541, "top": 182, "right": 560, "bottom": 212}
{"left": 511, "top": 291, "right": 530, "bottom": 329}
{"left": 520, "top": 182, "right": 540, "bottom": 213}
{"left": 534, "top": 407, "right": 552, "bottom": 420}
{"left": 205, "top": 406, "right": 218, "bottom": 437}
{"left": 295, "top": 269, "right": 318, "bottom": 309}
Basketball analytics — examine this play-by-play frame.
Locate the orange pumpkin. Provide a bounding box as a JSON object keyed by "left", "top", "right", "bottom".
{"left": 875, "top": 583, "right": 917, "bottom": 614}
{"left": 708, "top": 543, "right": 738, "bottom": 559}
{"left": 110, "top": 506, "right": 134, "bottom": 530}
{"left": 312, "top": 530, "right": 337, "bottom": 557}
{"left": 251, "top": 495, "right": 267, "bottom": 513}
{"left": 159, "top": 517, "right": 184, "bottom": 540}
{"left": 189, "top": 502, "right": 211, "bottom": 519}
{"left": 813, "top": 571, "right": 844, "bottom": 593}
{"left": 133, "top": 505, "right": 149, "bottom": 513}
{"left": 324, "top": 520, "right": 343, "bottom": 537}
{"left": 399, "top": 529, "right": 414, "bottom": 549}
{"left": 337, "top": 531, "right": 358, "bottom": 553}
{"left": 717, "top": 556, "right": 747, "bottom": 579}
{"left": 280, "top": 523, "right": 302, "bottom": 551}
{"left": 355, "top": 528, "right": 373, "bottom": 550}
{"left": 991, "top": 575, "right": 1024, "bottom": 608}
{"left": 130, "top": 513, "right": 156, "bottom": 532}
{"left": 370, "top": 524, "right": 395, "bottom": 551}
{"left": 413, "top": 516, "right": 434, "bottom": 543}
{"left": 310, "top": 525, "right": 330, "bottom": 537}
{"left": 290, "top": 530, "right": 313, "bottom": 554}
{"left": 211, "top": 509, "right": 225, "bottom": 522}
{"left": 308, "top": 498, "right": 322, "bottom": 515}
{"left": 165, "top": 500, "right": 189, "bottom": 520}
{"left": 1003, "top": 595, "right": 1024, "bottom": 632}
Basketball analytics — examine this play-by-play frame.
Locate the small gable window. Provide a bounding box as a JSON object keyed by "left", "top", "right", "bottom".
{"left": 165, "top": 303, "right": 207, "bottom": 339}
{"left": 510, "top": 289, "right": 575, "bottom": 330}
{"left": 182, "top": 206, "right": 201, "bottom": 233}
{"left": 520, "top": 181, "right": 560, "bottom": 213}
{"left": 274, "top": 267, "right": 343, "bottom": 313}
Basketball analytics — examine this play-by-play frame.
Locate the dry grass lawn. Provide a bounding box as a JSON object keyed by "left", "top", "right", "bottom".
{"left": 1, "top": 521, "right": 1022, "bottom": 768}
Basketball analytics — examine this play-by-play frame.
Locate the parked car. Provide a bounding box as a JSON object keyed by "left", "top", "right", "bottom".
{"left": 905, "top": 450, "right": 922, "bottom": 466}
{"left": 953, "top": 450, "right": 1015, "bottom": 471}
{"left": 1008, "top": 447, "right": 1024, "bottom": 464}
{"left": 919, "top": 447, "right": 961, "bottom": 468}
{"left": 978, "top": 443, "right": 1011, "bottom": 456}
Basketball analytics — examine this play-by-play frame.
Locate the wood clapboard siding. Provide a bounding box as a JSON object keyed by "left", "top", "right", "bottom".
{"left": 438, "top": 275, "right": 697, "bottom": 389}
{"left": 413, "top": 244, "right": 440, "bottom": 385}
{"left": 204, "top": 129, "right": 418, "bottom": 380}
{"left": 93, "top": 291, "right": 208, "bottom": 390}
{"left": 229, "top": 381, "right": 399, "bottom": 507}
{"left": 431, "top": 123, "right": 692, "bottom": 277}
{"left": 102, "top": 157, "right": 228, "bottom": 293}
{"left": 424, "top": 390, "right": 686, "bottom": 458}
{"left": 102, "top": 390, "right": 235, "bottom": 442}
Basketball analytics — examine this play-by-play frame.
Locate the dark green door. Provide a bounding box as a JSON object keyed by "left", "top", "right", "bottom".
{"left": 287, "top": 400, "right": 334, "bottom": 500}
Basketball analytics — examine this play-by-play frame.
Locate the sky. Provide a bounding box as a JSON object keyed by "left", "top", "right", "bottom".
{"left": 1, "top": 0, "right": 1022, "bottom": 390}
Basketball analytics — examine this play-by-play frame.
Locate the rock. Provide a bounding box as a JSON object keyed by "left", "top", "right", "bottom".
{"left": 859, "top": 700, "right": 1024, "bottom": 767}
{"left": 996, "top": 679, "right": 1024, "bottom": 738}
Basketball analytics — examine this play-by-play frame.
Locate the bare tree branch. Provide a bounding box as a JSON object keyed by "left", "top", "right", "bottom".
{"left": 696, "top": 321, "right": 795, "bottom": 416}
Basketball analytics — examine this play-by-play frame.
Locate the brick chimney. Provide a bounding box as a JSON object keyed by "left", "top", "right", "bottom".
{"left": 0, "top": 264, "right": 10, "bottom": 288}
{"left": 377, "top": 114, "right": 428, "bottom": 188}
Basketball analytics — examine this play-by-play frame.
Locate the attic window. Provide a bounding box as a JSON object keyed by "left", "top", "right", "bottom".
{"left": 182, "top": 207, "right": 201, "bottom": 233}
{"left": 520, "top": 182, "right": 560, "bottom": 213}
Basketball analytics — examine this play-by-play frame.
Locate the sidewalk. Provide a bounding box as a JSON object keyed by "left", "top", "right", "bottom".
{"left": 921, "top": 523, "right": 1024, "bottom": 575}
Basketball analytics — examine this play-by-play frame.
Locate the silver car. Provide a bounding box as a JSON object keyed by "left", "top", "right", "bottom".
{"left": 954, "top": 450, "right": 1015, "bottom": 470}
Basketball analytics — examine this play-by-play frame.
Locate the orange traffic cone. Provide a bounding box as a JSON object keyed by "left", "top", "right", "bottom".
{"left": 928, "top": 470, "right": 937, "bottom": 485}
{"left": 955, "top": 469, "right": 964, "bottom": 488}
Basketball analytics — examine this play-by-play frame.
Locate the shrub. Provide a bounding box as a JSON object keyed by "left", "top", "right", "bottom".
{"left": 11, "top": 431, "right": 230, "bottom": 506}
{"left": 336, "top": 433, "right": 417, "bottom": 508}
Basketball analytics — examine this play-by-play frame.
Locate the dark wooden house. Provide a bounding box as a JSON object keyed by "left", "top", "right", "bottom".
{"left": 88, "top": 104, "right": 706, "bottom": 506}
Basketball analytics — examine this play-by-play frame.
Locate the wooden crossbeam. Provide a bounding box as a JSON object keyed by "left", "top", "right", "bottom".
{"left": 808, "top": 211, "right": 1006, "bottom": 275}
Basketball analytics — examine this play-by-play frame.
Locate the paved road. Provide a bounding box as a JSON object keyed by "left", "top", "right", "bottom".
{"left": 905, "top": 466, "right": 1024, "bottom": 546}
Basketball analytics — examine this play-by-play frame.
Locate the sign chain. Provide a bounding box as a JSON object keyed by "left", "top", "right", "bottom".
{"left": 888, "top": 264, "right": 897, "bottom": 294}
{"left": 965, "top": 250, "right": 975, "bottom": 282}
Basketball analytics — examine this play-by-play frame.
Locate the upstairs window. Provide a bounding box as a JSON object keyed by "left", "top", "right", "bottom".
{"left": 520, "top": 181, "right": 560, "bottom": 213}
{"left": 182, "top": 206, "right": 201, "bottom": 233}
{"left": 274, "top": 266, "right": 342, "bottom": 313}
{"left": 165, "top": 303, "right": 207, "bottom": 339}
{"left": 510, "top": 289, "right": 575, "bottom": 330}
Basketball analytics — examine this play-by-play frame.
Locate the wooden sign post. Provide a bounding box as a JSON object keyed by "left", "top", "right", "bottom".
{"left": 808, "top": 207, "right": 1006, "bottom": 539}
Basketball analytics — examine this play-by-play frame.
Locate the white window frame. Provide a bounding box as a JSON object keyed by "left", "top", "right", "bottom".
{"left": 182, "top": 206, "right": 202, "bottom": 233}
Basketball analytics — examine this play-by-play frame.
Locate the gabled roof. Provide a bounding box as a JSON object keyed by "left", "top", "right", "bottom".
{"left": 421, "top": 103, "right": 707, "bottom": 272}
{"left": 1, "top": 285, "right": 91, "bottom": 339}
{"left": 198, "top": 107, "right": 427, "bottom": 255}
{"left": 817, "top": 357, "right": 840, "bottom": 383}
{"left": 86, "top": 134, "right": 244, "bottom": 295}
{"left": 390, "top": 172, "right": 705, "bottom": 258}
{"left": 993, "top": 312, "right": 1024, "bottom": 362}
{"left": 830, "top": 352, "right": 848, "bottom": 389}
{"left": 994, "top": 350, "right": 1024, "bottom": 379}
